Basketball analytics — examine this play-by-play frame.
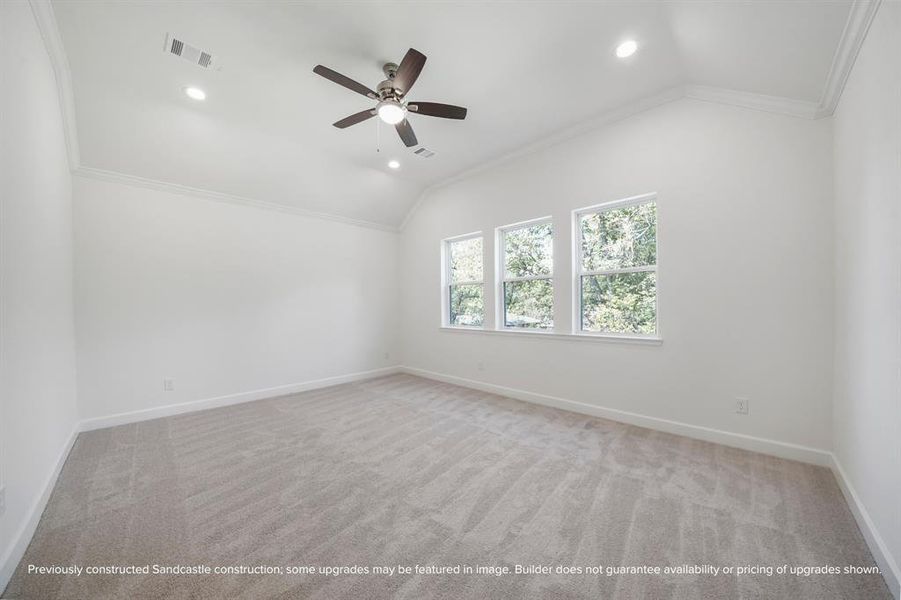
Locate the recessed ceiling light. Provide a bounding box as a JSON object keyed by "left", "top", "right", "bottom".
{"left": 388, "top": 160, "right": 400, "bottom": 169}
{"left": 184, "top": 86, "right": 206, "bottom": 101}
{"left": 615, "top": 40, "right": 638, "bottom": 58}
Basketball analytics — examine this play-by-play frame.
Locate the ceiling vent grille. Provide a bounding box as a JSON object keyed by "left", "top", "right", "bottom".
{"left": 414, "top": 147, "right": 435, "bottom": 158}
{"left": 165, "top": 33, "right": 215, "bottom": 69}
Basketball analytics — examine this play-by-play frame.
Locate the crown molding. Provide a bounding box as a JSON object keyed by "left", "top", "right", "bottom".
{"left": 398, "top": 188, "right": 433, "bottom": 232}
{"left": 399, "top": 83, "right": 829, "bottom": 231}
{"left": 816, "top": 0, "right": 882, "bottom": 118}
{"left": 38, "top": 0, "right": 879, "bottom": 232}
{"left": 28, "top": 0, "right": 80, "bottom": 171}
{"left": 442, "top": 86, "right": 686, "bottom": 192}
{"left": 400, "top": 86, "right": 687, "bottom": 231}
{"left": 73, "top": 167, "right": 400, "bottom": 233}
{"left": 399, "top": 2, "right": 886, "bottom": 231}
{"left": 683, "top": 85, "right": 820, "bottom": 119}
{"left": 29, "top": 0, "right": 401, "bottom": 234}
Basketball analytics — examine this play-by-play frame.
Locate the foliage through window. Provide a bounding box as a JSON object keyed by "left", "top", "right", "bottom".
{"left": 577, "top": 198, "right": 657, "bottom": 335}
{"left": 499, "top": 220, "right": 553, "bottom": 329}
{"left": 445, "top": 235, "right": 483, "bottom": 327}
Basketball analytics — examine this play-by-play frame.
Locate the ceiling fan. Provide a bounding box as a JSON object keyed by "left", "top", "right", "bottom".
{"left": 313, "top": 48, "right": 467, "bottom": 148}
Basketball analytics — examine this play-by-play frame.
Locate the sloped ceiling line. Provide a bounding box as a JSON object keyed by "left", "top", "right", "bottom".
{"left": 34, "top": 0, "right": 879, "bottom": 233}
{"left": 398, "top": 0, "right": 883, "bottom": 231}
{"left": 816, "top": 0, "right": 882, "bottom": 118}
{"left": 29, "top": 0, "right": 80, "bottom": 170}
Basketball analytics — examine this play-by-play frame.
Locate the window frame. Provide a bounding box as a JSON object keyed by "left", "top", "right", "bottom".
{"left": 441, "top": 231, "right": 485, "bottom": 329}
{"left": 572, "top": 193, "right": 659, "bottom": 340}
{"left": 495, "top": 216, "right": 555, "bottom": 332}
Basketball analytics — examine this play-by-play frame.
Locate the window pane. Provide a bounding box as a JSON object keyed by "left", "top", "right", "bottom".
{"left": 581, "top": 202, "right": 656, "bottom": 271}
{"left": 449, "top": 237, "right": 482, "bottom": 283}
{"left": 449, "top": 284, "right": 483, "bottom": 326}
{"left": 581, "top": 272, "right": 656, "bottom": 334}
{"left": 504, "top": 222, "right": 553, "bottom": 278}
{"left": 504, "top": 279, "right": 553, "bottom": 329}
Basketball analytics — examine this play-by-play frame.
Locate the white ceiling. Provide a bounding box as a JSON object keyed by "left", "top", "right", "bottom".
{"left": 53, "top": 0, "right": 852, "bottom": 228}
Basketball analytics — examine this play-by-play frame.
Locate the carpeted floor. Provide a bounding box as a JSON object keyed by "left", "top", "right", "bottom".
{"left": 4, "top": 374, "right": 891, "bottom": 599}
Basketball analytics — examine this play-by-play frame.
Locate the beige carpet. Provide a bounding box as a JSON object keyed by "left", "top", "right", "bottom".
{"left": 4, "top": 374, "right": 891, "bottom": 599}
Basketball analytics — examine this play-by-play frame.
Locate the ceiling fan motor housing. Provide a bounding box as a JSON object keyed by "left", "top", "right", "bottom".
{"left": 382, "top": 62, "right": 399, "bottom": 79}
{"left": 377, "top": 79, "right": 399, "bottom": 101}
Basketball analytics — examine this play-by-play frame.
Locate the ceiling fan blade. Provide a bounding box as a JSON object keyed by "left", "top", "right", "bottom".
{"left": 408, "top": 102, "right": 467, "bottom": 120}
{"left": 313, "top": 65, "right": 378, "bottom": 99}
{"left": 333, "top": 109, "right": 376, "bottom": 129}
{"left": 395, "top": 119, "right": 418, "bottom": 147}
{"left": 393, "top": 48, "right": 426, "bottom": 96}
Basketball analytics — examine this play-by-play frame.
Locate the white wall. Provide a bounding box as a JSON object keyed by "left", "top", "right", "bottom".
{"left": 0, "top": 0, "right": 80, "bottom": 585}
{"left": 833, "top": 1, "right": 901, "bottom": 594}
{"left": 73, "top": 176, "right": 399, "bottom": 421}
{"left": 401, "top": 98, "right": 834, "bottom": 453}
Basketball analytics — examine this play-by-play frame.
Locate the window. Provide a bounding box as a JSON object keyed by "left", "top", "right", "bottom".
{"left": 444, "top": 234, "right": 484, "bottom": 327}
{"left": 575, "top": 195, "right": 657, "bottom": 336}
{"left": 497, "top": 219, "right": 553, "bottom": 330}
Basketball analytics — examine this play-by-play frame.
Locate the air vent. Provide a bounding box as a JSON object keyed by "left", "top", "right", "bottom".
{"left": 164, "top": 33, "right": 215, "bottom": 69}
{"left": 414, "top": 147, "right": 435, "bottom": 158}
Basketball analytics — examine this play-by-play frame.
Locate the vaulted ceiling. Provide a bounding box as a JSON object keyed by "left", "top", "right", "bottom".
{"left": 53, "top": 0, "right": 853, "bottom": 228}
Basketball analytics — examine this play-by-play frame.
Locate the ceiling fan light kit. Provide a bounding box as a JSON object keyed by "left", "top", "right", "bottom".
{"left": 313, "top": 48, "right": 467, "bottom": 148}
{"left": 376, "top": 99, "right": 406, "bottom": 125}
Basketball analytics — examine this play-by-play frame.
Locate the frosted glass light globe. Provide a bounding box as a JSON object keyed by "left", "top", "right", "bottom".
{"left": 377, "top": 100, "right": 406, "bottom": 124}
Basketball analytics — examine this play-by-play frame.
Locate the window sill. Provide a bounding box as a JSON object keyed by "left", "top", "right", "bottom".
{"left": 440, "top": 326, "right": 662, "bottom": 345}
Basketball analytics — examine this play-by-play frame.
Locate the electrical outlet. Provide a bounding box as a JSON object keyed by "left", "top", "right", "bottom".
{"left": 735, "top": 397, "right": 750, "bottom": 415}
{"left": 163, "top": 378, "right": 175, "bottom": 392}
{"left": 383, "top": 351, "right": 390, "bottom": 360}
{"left": 0, "top": 486, "right": 6, "bottom": 517}
{"left": 477, "top": 362, "right": 485, "bottom": 372}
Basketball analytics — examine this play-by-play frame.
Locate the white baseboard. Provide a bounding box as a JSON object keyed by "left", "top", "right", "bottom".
{"left": 400, "top": 366, "right": 832, "bottom": 467}
{"left": 1, "top": 366, "right": 400, "bottom": 593}
{"left": 5, "top": 367, "right": 895, "bottom": 599}
{"left": 400, "top": 366, "right": 901, "bottom": 596}
{"left": 0, "top": 423, "right": 80, "bottom": 594}
{"left": 831, "top": 454, "right": 901, "bottom": 599}
{"left": 80, "top": 366, "right": 401, "bottom": 431}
